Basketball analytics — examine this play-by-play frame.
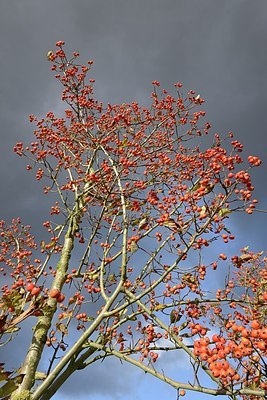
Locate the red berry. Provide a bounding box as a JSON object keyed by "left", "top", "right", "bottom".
{"left": 26, "top": 282, "right": 35, "bottom": 292}
{"left": 33, "top": 310, "right": 42, "bottom": 316}
{"left": 31, "top": 287, "right": 41, "bottom": 296}
{"left": 251, "top": 320, "right": 260, "bottom": 330}
{"left": 49, "top": 289, "right": 61, "bottom": 299}
{"left": 56, "top": 293, "right": 65, "bottom": 303}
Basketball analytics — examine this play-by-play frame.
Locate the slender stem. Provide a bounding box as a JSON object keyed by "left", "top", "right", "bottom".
{"left": 84, "top": 342, "right": 267, "bottom": 398}
{"left": 126, "top": 290, "right": 220, "bottom": 385}
{"left": 31, "top": 280, "right": 123, "bottom": 400}
{"left": 38, "top": 343, "right": 101, "bottom": 400}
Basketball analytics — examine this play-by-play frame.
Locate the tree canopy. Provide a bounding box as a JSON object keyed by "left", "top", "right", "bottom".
{"left": 0, "top": 42, "right": 266, "bottom": 400}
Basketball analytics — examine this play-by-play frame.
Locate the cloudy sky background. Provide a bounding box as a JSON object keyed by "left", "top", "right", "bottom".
{"left": 1, "top": 1, "right": 267, "bottom": 399}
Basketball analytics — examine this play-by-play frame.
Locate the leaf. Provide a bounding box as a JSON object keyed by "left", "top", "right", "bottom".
{"left": 180, "top": 332, "right": 193, "bottom": 338}
{"left": 0, "top": 371, "right": 12, "bottom": 383}
{"left": 58, "top": 310, "right": 73, "bottom": 321}
{"left": 218, "top": 208, "right": 232, "bottom": 218}
{"left": 199, "top": 205, "right": 208, "bottom": 217}
{"left": 47, "top": 51, "right": 53, "bottom": 60}
{"left": 170, "top": 310, "right": 182, "bottom": 324}
{"left": 0, "top": 374, "right": 24, "bottom": 398}
{"left": 46, "top": 240, "right": 56, "bottom": 249}
{"left": 204, "top": 183, "right": 215, "bottom": 194}
{"left": 87, "top": 269, "right": 100, "bottom": 280}
{"left": 138, "top": 217, "right": 148, "bottom": 230}
{"left": 182, "top": 274, "right": 195, "bottom": 284}
{"left": 192, "top": 182, "right": 214, "bottom": 194}
{"left": 239, "top": 254, "right": 253, "bottom": 263}
{"left": 154, "top": 304, "right": 165, "bottom": 311}
{"left": 178, "top": 321, "right": 188, "bottom": 331}
{"left": 109, "top": 274, "right": 116, "bottom": 282}
{"left": 163, "top": 219, "right": 179, "bottom": 230}
{"left": 191, "top": 181, "right": 200, "bottom": 192}
{"left": 121, "top": 138, "right": 128, "bottom": 147}
{"left": 0, "top": 316, "right": 7, "bottom": 332}
{"left": 130, "top": 241, "right": 138, "bottom": 253}
{"left": 0, "top": 381, "right": 17, "bottom": 398}
{"left": 56, "top": 323, "right": 68, "bottom": 335}
{"left": 164, "top": 219, "right": 186, "bottom": 234}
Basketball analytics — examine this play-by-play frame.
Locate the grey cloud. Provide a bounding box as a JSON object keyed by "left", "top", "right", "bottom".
{"left": 1, "top": 1, "right": 267, "bottom": 399}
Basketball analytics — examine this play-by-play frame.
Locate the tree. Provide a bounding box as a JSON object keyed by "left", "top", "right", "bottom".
{"left": 0, "top": 41, "right": 266, "bottom": 400}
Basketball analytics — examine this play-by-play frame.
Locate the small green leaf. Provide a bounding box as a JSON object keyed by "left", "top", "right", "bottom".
{"left": 0, "top": 374, "right": 24, "bottom": 397}
{"left": 88, "top": 270, "right": 100, "bottom": 280}
{"left": 138, "top": 217, "right": 148, "bottom": 230}
{"left": 130, "top": 241, "right": 138, "bottom": 253}
{"left": 178, "top": 321, "right": 188, "bottom": 331}
{"left": 154, "top": 304, "right": 165, "bottom": 311}
{"left": 109, "top": 274, "right": 116, "bottom": 282}
{"left": 204, "top": 183, "right": 215, "bottom": 194}
{"left": 218, "top": 208, "right": 231, "bottom": 218}
{"left": 180, "top": 332, "right": 193, "bottom": 338}
{"left": 58, "top": 310, "right": 73, "bottom": 321}
{"left": 239, "top": 254, "right": 253, "bottom": 263}
{"left": 199, "top": 205, "right": 208, "bottom": 217}
{"left": 170, "top": 310, "right": 182, "bottom": 324}
{"left": 55, "top": 323, "right": 68, "bottom": 335}
{"left": 0, "top": 371, "right": 12, "bottom": 383}
{"left": 163, "top": 219, "right": 179, "bottom": 230}
{"left": 0, "top": 316, "right": 7, "bottom": 332}
{"left": 121, "top": 138, "right": 128, "bottom": 147}
{"left": 47, "top": 51, "right": 53, "bottom": 60}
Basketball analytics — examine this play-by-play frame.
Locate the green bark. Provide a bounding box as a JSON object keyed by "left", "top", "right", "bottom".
{"left": 11, "top": 234, "right": 74, "bottom": 399}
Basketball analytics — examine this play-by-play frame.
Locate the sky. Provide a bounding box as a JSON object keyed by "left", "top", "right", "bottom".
{"left": 0, "top": 1, "right": 267, "bottom": 399}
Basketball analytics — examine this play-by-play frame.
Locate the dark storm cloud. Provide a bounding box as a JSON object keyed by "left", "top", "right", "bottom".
{"left": 1, "top": 1, "right": 267, "bottom": 399}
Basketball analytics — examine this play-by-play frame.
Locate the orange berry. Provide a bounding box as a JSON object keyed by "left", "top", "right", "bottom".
{"left": 31, "top": 286, "right": 41, "bottom": 296}
{"left": 251, "top": 320, "right": 260, "bottom": 329}
{"left": 256, "top": 341, "right": 266, "bottom": 351}
{"left": 56, "top": 293, "right": 65, "bottom": 303}
{"left": 259, "top": 328, "right": 267, "bottom": 339}
{"left": 26, "top": 282, "right": 35, "bottom": 292}
{"left": 49, "top": 288, "right": 61, "bottom": 299}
